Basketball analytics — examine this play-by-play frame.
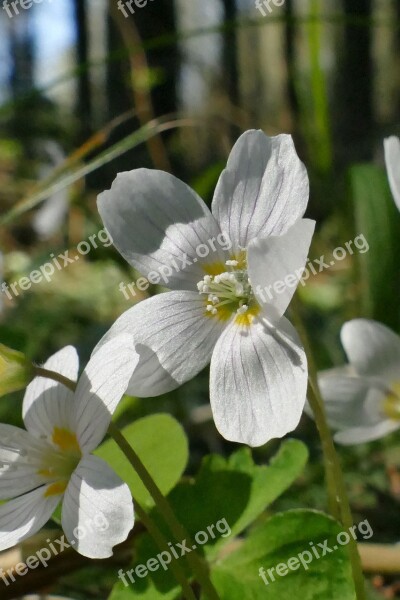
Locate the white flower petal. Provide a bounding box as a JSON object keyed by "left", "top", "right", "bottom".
{"left": 384, "top": 136, "right": 400, "bottom": 211}
{"left": 23, "top": 346, "right": 79, "bottom": 439}
{"left": 0, "top": 424, "right": 54, "bottom": 500}
{"left": 61, "top": 455, "right": 134, "bottom": 558}
{"left": 0, "top": 485, "right": 61, "bottom": 552}
{"left": 210, "top": 316, "right": 307, "bottom": 446}
{"left": 318, "top": 373, "right": 385, "bottom": 430}
{"left": 341, "top": 319, "right": 400, "bottom": 382}
{"left": 33, "top": 188, "right": 69, "bottom": 240}
{"left": 97, "top": 169, "right": 227, "bottom": 291}
{"left": 211, "top": 130, "right": 309, "bottom": 251}
{"left": 248, "top": 219, "right": 315, "bottom": 321}
{"left": 94, "top": 291, "right": 226, "bottom": 398}
{"left": 74, "top": 335, "right": 139, "bottom": 453}
{"left": 334, "top": 420, "right": 400, "bottom": 445}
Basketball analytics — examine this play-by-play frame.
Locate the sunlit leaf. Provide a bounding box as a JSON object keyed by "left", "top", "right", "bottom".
{"left": 210, "top": 510, "right": 355, "bottom": 599}
{"left": 96, "top": 414, "right": 189, "bottom": 508}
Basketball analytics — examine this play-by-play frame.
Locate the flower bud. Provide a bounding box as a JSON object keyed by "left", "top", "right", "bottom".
{"left": 0, "top": 343, "right": 34, "bottom": 397}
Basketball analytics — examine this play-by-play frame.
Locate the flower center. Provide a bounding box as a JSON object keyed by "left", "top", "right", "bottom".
{"left": 0, "top": 428, "right": 82, "bottom": 499}
{"left": 39, "top": 428, "right": 82, "bottom": 497}
{"left": 197, "top": 259, "right": 260, "bottom": 325}
{"left": 383, "top": 381, "right": 400, "bottom": 421}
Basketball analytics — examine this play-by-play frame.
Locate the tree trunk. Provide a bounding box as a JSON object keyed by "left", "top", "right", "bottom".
{"left": 335, "top": 0, "right": 373, "bottom": 163}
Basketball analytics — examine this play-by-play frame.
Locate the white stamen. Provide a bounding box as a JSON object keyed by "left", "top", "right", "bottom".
{"left": 237, "top": 305, "right": 249, "bottom": 315}
{"left": 235, "top": 284, "right": 244, "bottom": 296}
{"left": 197, "top": 260, "right": 253, "bottom": 318}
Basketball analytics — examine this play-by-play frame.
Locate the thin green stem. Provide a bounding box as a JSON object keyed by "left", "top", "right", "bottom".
{"left": 37, "top": 367, "right": 196, "bottom": 600}
{"left": 307, "top": 381, "right": 366, "bottom": 599}
{"left": 108, "top": 422, "right": 220, "bottom": 600}
{"left": 289, "top": 309, "right": 340, "bottom": 518}
{"left": 35, "top": 366, "right": 77, "bottom": 392}
{"left": 291, "top": 300, "right": 366, "bottom": 600}
{"left": 135, "top": 503, "right": 197, "bottom": 600}
{"left": 307, "top": 382, "right": 341, "bottom": 520}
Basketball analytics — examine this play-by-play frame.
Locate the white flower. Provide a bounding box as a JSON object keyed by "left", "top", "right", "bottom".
{"left": 33, "top": 141, "right": 69, "bottom": 240}
{"left": 0, "top": 336, "right": 138, "bottom": 558}
{"left": 318, "top": 319, "right": 400, "bottom": 445}
{"left": 384, "top": 136, "right": 400, "bottom": 211}
{"left": 97, "top": 130, "right": 315, "bottom": 447}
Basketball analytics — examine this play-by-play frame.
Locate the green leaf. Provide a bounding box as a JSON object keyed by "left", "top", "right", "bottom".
{"left": 95, "top": 414, "right": 189, "bottom": 508}
{"left": 107, "top": 441, "right": 308, "bottom": 599}
{"left": 108, "top": 579, "right": 180, "bottom": 600}
{"left": 167, "top": 439, "right": 308, "bottom": 551}
{"left": 210, "top": 509, "right": 356, "bottom": 600}
{"left": 349, "top": 164, "right": 400, "bottom": 330}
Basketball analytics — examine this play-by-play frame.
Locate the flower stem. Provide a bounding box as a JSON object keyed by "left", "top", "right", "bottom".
{"left": 134, "top": 503, "right": 197, "bottom": 600}
{"left": 36, "top": 367, "right": 196, "bottom": 599}
{"left": 35, "top": 366, "right": 77, "bottom": 392}
{"left": 108, "top": 422, "right": 220, "bottom": 600}
{"left": 290, "top": 301, "right": 366, "bottom": 600}
{"left": 307, "top": 382, "right": 366, "bottom": 600}
{"left": 306, "top": 380, "right": 341, "bottom": 520}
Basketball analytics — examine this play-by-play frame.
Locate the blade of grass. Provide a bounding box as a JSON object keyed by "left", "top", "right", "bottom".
{"left": 307, "top": 0, "right": 333, "bottom": 174}
{"left": 0, "top": 116, "right": 195, "bottom": 227}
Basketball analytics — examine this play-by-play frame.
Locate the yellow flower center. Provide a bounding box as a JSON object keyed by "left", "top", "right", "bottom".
{"left": 197, "top": 255, "right": 260, "bottom": 326}
{"left": 38, "top": 428, "right": 82, "bottom": 497}
{"left": 383, "top": 381, "right": 400, "bottom": 421}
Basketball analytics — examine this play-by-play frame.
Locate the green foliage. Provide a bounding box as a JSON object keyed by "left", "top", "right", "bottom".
{"left": 349, "top": 164, "right": 400, "bottom": 330}
{"left": 210, "top": 510, "right": 355, "bottom": 600}
{"left": 107, "top": 440, "right": 309, "bottom": 599}
{"left": 166, "top": 439, "right": 309, "bottom": 551}
{"left": 96, "top": 414, "right": 189, "bottom": 508}
{"left": 109, "top": 579, "right": 180, "bottom": 600}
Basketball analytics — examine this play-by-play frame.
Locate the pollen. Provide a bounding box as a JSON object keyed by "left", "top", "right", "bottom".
{"left": 197, "top": 254, "right": 259, "bottom": 325}
{"left": 52, "top": 428, "right": 81, "bottom": 454}
{"left": 44, "top": 481, "right": 68, "bottom": 497}
{"left": 235, "top": 306, "right": 261, "bottom": 327}
{"left": 37, "top": 429, "right": 82, "bottom": 491}
{"left": 202, "top": 262, "right": 227, "bottom": 276}
{"left": 383, "top": 381, "right": 400, "bottom": 421}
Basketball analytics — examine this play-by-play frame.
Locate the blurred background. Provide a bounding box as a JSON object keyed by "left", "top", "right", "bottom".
{"left": 1, "top": 0, "right": 400, "bottom": 597}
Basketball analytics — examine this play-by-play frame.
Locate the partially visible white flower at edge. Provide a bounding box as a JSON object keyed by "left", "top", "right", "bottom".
{"left": 33, "top": 141, "right": 69, "bottom": 240}
{"left": 319, "top": 319, "right": 400, "bottom": 445}
{"left": 0, "top": 335, "right": 138, "bottom": 558}
{"left": 97, "top": 130, "right": 316, "bottom": 447}
{"left": 384, "top": 136, "right": 400, "bottom": 211}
